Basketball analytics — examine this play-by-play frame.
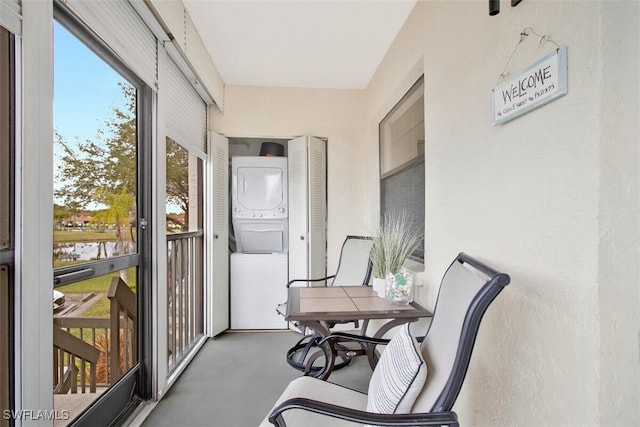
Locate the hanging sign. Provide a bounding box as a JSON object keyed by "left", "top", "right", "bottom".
{"left": 493, "top": 46, "right": 567, "bottom": 125}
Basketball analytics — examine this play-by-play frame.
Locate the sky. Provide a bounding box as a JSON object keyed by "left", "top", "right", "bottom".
{"left": 53, "top": 21, "right": 127, "bottom": 146}
{"left": 53, "top": 21, "right": 183, "bottom": 215}
{"left": 53, "top": 21, "right": 129, "bottom": 208}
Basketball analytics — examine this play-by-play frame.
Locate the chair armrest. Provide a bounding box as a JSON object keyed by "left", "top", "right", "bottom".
{"left": 287, "top": 275, "right": 336, "bottom": 288}
{"left": 268, "top": 397, "right": 459, "bottom": 427}
{"left": 318, "top": 331, "right": 391, "bottom": 347}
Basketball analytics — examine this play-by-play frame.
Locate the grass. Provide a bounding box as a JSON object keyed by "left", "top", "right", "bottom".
{"left": 58, "top": 272, "right": 113, "bottom": 294}
{"left": 84, "top": 298, "right": 111, "bottom": 318}
{"left": 53, "top": 230, "right": 138, "bottom": 376}
{"left": 53, "top": 228, "right": 137, "bottom": 296}
{"left": 54, "top": 229, "right": 120, "bottom": 243}
{"left": 57, "top": 268, "right": 137, "bottom": 318}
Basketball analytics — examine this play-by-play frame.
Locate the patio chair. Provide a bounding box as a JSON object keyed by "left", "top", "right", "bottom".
{"left": 261, "top": 252, "right": 510, "bottom": 427}
{"left": 279, "top": 235, "right": 374, "bottom": 373}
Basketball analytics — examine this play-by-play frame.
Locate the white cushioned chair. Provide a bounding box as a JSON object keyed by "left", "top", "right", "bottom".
{"left": 261, "top": 252, "right": 510, "bottom": 427}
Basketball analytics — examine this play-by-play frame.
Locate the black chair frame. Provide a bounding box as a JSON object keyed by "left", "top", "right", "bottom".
{"left": 267, "top": 252, "right": 510, "bottom": 426}
{"left": 285, "top": 235, "right": 373, "bottom": 374}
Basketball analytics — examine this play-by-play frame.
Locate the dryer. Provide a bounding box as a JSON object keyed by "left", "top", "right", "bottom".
{"left": 231, "top": 156, "right": 288, "bottom": 253}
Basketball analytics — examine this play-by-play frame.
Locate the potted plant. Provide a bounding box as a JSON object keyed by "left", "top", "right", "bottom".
{"left": 370, "top": 212, "right": 422, "bottom": 304}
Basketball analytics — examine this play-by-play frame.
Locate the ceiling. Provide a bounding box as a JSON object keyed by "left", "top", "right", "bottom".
{"left": 183, "top": 0, "right": 417, "bottom": 90}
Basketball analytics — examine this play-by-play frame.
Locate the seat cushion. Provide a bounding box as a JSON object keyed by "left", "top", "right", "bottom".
{"left": 366, "top": 322, "right": 427, "bottom": 414}
{"left": 260, "top": 376, "right": 368, "bottom": 427}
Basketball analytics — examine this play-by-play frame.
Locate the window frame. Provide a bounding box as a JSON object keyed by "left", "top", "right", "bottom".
{"left": 0, "top": 24, "right": 16, "bottom": 427}
{"left": 52, "top": 3, "right": 154, "bottom": 422}
{"left": 378, "top": 76, "right": 425, "bottom": 265}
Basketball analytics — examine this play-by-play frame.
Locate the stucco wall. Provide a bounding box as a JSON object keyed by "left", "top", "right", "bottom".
{"left": 209, "top": 85, "right": 368, "bottom": 270}
{"left": 208, "top": 1, "right": 640, "bottom": 424}
{"left": 597, "top": 2, "right": 640, "bottom": 424}
{"left": 364, "top": 1, "right": 639, "bottom": 426}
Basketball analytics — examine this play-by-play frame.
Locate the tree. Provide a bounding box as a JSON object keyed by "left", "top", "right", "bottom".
{"left": 55, "top": 82, "right": 136, "bottom": 209}
{"left": 92, "top": 189, "right": 134, "bottom": 255}
{"left": 53, "top": 203, "right": 69, "bottom": 226}
{"left": 55, "top": 81, "right": 191, "bottom": 231}
{"left": 165, "top": 138, "right": 189, "bottom": 230}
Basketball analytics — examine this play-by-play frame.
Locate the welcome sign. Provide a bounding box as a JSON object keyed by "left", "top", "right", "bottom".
{"left": 493, "top": 47, "right": 567, "bottom": 125}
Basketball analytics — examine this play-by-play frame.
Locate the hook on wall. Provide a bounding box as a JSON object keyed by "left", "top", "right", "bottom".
{"left": 489, "top": 0, "right": 500, "bottom": 16}
{"left": 497, "top": 27, "right": 561, "bottom": 84}
{"left": 490, "top": 0, "right": 524, "bottom": 16}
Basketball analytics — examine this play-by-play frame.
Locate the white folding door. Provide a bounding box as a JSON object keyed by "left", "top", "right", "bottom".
{"left": 288, "top": 136, "right": 327, "bottom": 284}
{"left": 208, "top": 131, "right": 229, "bottom": 335}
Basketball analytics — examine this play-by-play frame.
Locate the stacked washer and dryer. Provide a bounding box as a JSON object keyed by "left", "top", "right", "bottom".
{"left": 230, "top": 144, "right": 289, "bottom": 329}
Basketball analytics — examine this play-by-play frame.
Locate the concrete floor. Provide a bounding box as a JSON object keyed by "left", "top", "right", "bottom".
{"left": 139, "top": 330, "right": 373, "bottom": 427}
{"left": 53, "top": 388, "right": 106, "bottom": 427}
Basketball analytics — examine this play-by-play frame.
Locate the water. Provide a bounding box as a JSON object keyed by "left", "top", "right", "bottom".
{"left": 54, "top": 241, "right": 134, "bottom": 261}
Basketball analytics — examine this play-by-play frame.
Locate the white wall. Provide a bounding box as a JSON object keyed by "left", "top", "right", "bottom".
{"left": 597, "top": 2, "right": 639, "bottom": 424}
{"left": 364, "top": 1, "right": 639, "bottom": 426}
{"left": 207, "top": 2, "right": 640, "bottom": 424}
{"left": 209, "top": 85, "right": 368, "bottom": 271}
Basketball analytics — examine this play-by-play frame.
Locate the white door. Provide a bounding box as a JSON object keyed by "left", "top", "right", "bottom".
{"left": 287, "top": 136, "right": 327, "bottom": 284}
{"left": 208, "top": 131, "right": 229, "bottom": 335}
{"left": 307, "top": 136, "right": 327, "bottom": 280}
{"left": 288, "top": 137, "right": 308, "bottom": 282}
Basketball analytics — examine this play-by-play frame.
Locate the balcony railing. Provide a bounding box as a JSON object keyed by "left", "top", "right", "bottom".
{"left": 53, "top": 277, "right": 137, "bottom": 393}
{"left": 167, "top": 230, "right": 204, "bottom": 373}
{"left": 51, "top": 228, "right": 205, "bottom": 419}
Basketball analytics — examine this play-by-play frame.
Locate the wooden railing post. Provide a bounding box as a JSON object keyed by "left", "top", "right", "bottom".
{"left": 166, "top": 231, "right": 204, "bottom": 373}
{"left": 107, "top": 277, "right": 137, "bottom": 382}
{"left": 53, "top": 327, "right": 100, "bottom": 393}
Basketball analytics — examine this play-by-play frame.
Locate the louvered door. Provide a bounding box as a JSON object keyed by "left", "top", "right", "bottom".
{"left": 208, "top": 131, "right": 229, "bottom": 335}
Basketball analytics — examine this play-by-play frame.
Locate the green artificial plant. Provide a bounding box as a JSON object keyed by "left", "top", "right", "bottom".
{"left": 370, "top": 211, "right": 422, "bottom": 279}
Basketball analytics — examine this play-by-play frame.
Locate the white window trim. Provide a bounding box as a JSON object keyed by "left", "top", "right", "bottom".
{"left": 371, "top": 58, "right": 426, "bottom": 271}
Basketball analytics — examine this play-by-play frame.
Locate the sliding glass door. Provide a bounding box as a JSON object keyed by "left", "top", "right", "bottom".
{"left": 52, "top": 9, "right": 151, "bottom": 425}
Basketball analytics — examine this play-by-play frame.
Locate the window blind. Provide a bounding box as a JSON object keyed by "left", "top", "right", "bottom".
{"left": 165, "top": 54, "right": 207, "bottom": 158}
{"left": 380, "top": 159, "right": 425, "bottom": 263}
{"left": 64, "top": 0, "right": 157, "bottom": 89}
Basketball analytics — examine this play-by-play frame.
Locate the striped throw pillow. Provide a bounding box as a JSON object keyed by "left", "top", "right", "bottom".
{"left": 366, "top": 323, "right": 427, "bottom": 415}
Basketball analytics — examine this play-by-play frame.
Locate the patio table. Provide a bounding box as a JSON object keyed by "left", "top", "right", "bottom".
{"left": 284, "top": 285, "right": 432, "bottom": 379}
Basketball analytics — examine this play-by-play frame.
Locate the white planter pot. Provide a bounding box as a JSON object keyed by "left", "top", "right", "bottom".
{"left": 372, "top": 277, "right": 386, "bottom": 298}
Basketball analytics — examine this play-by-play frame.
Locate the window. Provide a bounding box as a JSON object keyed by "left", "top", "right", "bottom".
{"left": 165, "top": 137, "right": 204, "bottom": 372}
{"left": 166, "top": 137, "right": 203, "bottom": 233}
{"left": 379, "top": 77, "right": 425, "bottom": 264}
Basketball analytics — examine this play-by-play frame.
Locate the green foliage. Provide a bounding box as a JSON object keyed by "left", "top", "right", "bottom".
{"left": 54, "top": 81, "right": 191, "bottom": 230}
{"left": 55, "top": 83, "right": 136, "bottom": 208}
{"left": 92, "top": 190, "right": 134, "bottom": 230}
{"left": 53, "top": 204, "right": 69, "bottom": 222}
{"left": 370, "top": 211, "right": 422, "bottom": 278}
{"left": 166, "top": 138, "right": 189, "bottom": 230}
